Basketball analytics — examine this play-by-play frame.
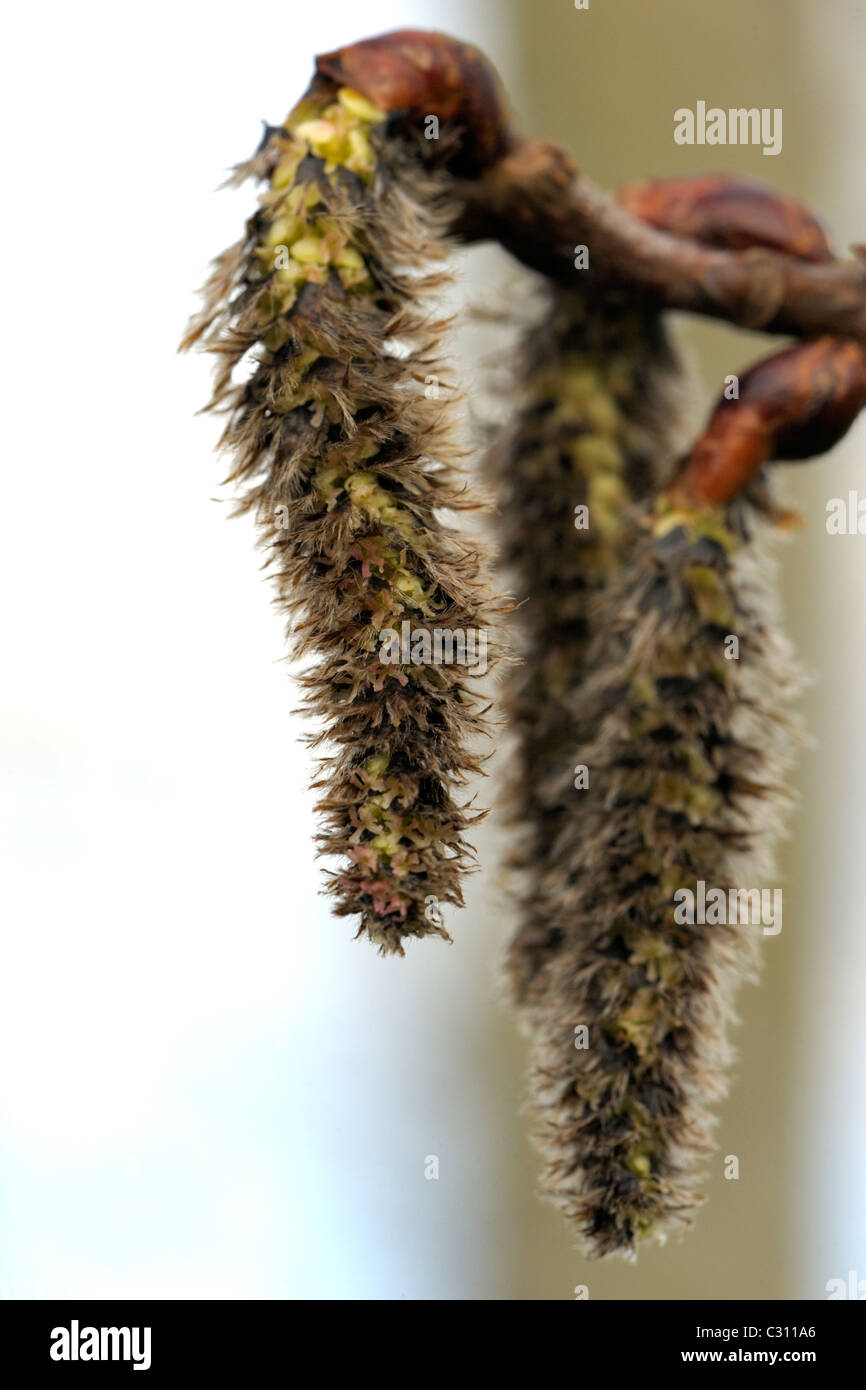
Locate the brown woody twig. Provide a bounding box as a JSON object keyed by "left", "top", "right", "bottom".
{"left": 313, "top": 29, "right": 866, "bottom": 346}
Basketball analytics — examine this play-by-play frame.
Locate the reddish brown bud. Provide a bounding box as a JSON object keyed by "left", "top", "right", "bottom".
{"left": 617, "top": 174, "right": 832, "bottom": 263}
{"left": 671, "top": 337, "right": 866, "bottom": 507}
{"left": 314, "top": 28, "right": 515, "bottom": 174}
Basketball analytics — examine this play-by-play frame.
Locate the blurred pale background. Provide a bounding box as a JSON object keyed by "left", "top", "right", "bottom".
{"left": 1, "top": 0, "right": 864, "bottom": 1300}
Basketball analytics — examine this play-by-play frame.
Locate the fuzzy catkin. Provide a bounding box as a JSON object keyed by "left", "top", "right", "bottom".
{"left": 526, "top": 496, "right": 798, "bottom": 1257}
{"left": 486, "top": 289, "right": 690, "bottom": 1004}
{"left": 183, "top": 87, "right": 498, "bottom": 953}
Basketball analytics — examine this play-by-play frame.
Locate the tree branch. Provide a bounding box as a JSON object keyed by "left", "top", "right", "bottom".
{"left": 453, "top": 142, "right": 866, "bottom": 341}
{"left": 312, "top": 30, "right": 866, "bottom": 346}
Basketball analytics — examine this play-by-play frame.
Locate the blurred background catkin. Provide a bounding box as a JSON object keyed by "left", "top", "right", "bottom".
{"left": 1, "top": 0, "right": 865, "bottom": 1299}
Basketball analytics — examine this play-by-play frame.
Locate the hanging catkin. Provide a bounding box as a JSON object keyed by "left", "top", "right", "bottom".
{"left": 182, "top": 86, "right": 499, "bottom": 953}
{"left": 525, "top": 492, "right": 798, "bottom": 1256}
{"left": 487, "top": 288, "right": 691, "bottom": 1006}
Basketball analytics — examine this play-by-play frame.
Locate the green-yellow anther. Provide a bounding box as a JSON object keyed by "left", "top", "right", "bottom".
{"left": 626, "top": 1152, "right": 653, "bottom": 1180}
{"left": 290, "top": 234, "right": 327, "bottom": 265}
{"left": 573, "top": 434, "right": 623, "bottom": 475}
{"left": 335, "top": 245, "right": 365, "bottom": 270}
{"left": 265, "top": 216, "right": 299, "bottom": 249}
{"left": 345, "top": 127, "right": 376, "bottom": 177}
{"left": 562, "top": 361, "right": 604, "bottom": 398}
{"left": 365, "top": 753, "right": 390, "bottom": 781}
{"left": 278, "top": 183, "right": 317, "bottom": 217}
{"left": 582, "top": 393, "right": 622, "bottom": 434}
{"left": 274, "top": 262, "right": 303, "bottom": 286}
{"left": 345, "top": 472, "right": 410, "bottom": 530}
{"left": 344, "top": 470, "right": 380, "bottom": 506}
{"left": 588, "top": 470, "right": 627, "bottom": 506}
{"left": 337, "top": 86, "right": 384, "bottom": 124}
{"left": 314, "top": 465, "right": 347, "bottom": 506}
{"left": 588, "top": 471, "right": 628, "bottom": 544}
{"left": 294, "top": 117, "right": 338, "bottom": 152}
{"left": 293, "top": 345, "right": 321, "bottom": 373}
{"left": 271, "top": 158, "right": 299, "bottom": 192}
{"left": 392, "top": 569, "right": 429, "bottom": 606}
{"left": 371, "top": 829, "right": 401, "bottom": 857}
